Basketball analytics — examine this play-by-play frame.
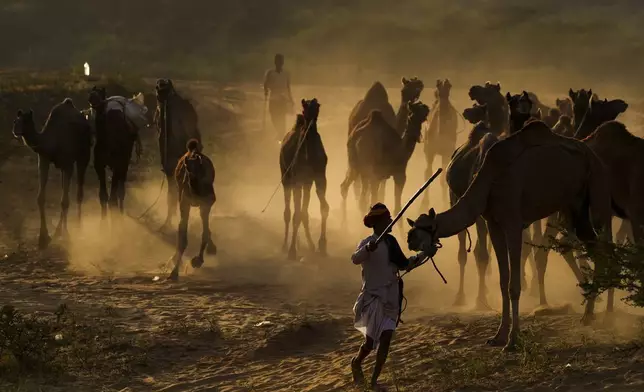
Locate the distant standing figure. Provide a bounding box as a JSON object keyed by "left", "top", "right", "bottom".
{"left": 264, "top": 53, "right": 294, "bottom": 142}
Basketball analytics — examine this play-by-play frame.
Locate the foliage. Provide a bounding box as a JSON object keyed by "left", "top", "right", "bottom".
{"left": 536, "top": 223, "right": 644, "bottom": 307}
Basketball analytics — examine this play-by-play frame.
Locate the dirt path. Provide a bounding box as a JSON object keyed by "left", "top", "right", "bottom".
{"left": 1, "top": 82, "right": 643, "bottom": 391}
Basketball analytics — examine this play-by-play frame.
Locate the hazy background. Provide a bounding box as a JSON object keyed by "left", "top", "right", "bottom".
{"left": 2, "top": 0, "right": 644, "bottom": 96}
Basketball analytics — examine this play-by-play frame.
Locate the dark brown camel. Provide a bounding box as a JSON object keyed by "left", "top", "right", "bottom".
{"left": 88, "top": 86, "right": 138, "bottom": 219}
{"left": 167, "top": 139, "right": 217, "bottom": 281}
{"left": 280, "top": 98, "right": 329, "bottom": 260}
{"left": 407, "top": 111, "right": 613, "bottom": 351}
{"left": 520, "top": 94, "right": 628, "bottom": 311}
{"left": 569, "top": 88, "right": 594, "bottom": 132}
{"left": 346, "top": 77, "right": 424, "bottom": 204}
{"left": 11, "top": 100, "right": 91, "bottom": 248}
{"left": 468, "top": 82, "right": 509, "bottom": 135}
{"left": 419, "top": 79, "right": 460, "bottom": 211}
{"left": 341, "top": 101, "right": 430, "bottom": 229}
{"left": 154, "top": 78, "right": 202, "bottom": 232}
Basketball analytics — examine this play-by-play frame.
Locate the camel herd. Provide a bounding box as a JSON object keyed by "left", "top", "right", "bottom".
{"left": 10, "top": 75, "right": 644, "bottom": 351}
{"left": 280, "top": 77, "right": 641, "bottom": 351}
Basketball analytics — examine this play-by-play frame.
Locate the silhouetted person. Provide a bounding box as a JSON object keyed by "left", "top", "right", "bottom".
{"left": 263, "top": 53, "right": 294, "bottom": 142}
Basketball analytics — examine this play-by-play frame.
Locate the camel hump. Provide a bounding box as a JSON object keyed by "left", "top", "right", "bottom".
{"left": 590, "top": 121, "right": 639, "bottom": 144}
{"left": 363, "top": 81, "right": 389, "bottom": 104}
{"left": 62, "top": 98, "right": 74, "bottom": 107}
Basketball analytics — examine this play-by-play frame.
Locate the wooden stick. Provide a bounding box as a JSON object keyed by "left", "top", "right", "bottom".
{"left": 374, "top": 168, "right": 443, "bottom": 245}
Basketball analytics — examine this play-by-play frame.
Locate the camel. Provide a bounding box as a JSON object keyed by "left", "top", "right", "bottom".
{"left": 346, "top": 77, "right": 424, "bottom": 204}
{"left": 406, "top": 111, "right": 613, "bottom": 351}
{"left": 154, "top": 78, "right": 202, "bottom": 231}
{"left": 528, "top": 97, "right": 629, "bottom": 306}
{"left": 556, "top": 97, "right": 573, "bottom": 118}
{"left": 569, "top": 88, "right": 594, "bottom": 132}
{"left": 419, "top": 79, "right": 460, "bottom": 211}
{"left": 444, "top": 94, "right": 541, "bottom": 309}
{"left": 88, "top": 86, "right": 138, "bottom": 219}
{"left": 167, "top": 139, "right": 217, "bottom": 281}
{"left": 11, "top": 100, "right": 91, "bottom": 248}
{"left": 468, "top": 82, "right": 509, "bottom": 135}
{"left": 280, "top": 98, "right": 329, "bottom": 260}
{"left": 340, "top": 101, "right": 430, "bottom": 229}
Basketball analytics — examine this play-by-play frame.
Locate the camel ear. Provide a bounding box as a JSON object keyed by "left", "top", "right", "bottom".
{"left": 16, "top": 110, "right": 22, "bottom": 116}
{"left": 402, "top": 77, "right": 409, "bottom": 85}
{"left": 505, "top": 92, "right": 512, "bottom": 101}
{"left": 407, "top": 218, "right": 415, "bottom": 228}
{"left": 493, "top": 82, "right": 501, "bottom": 90}
{"left": 522, "top": 90, "right": 529, "bottom": 98}
{"left": 301, "top": 98, "right": 306, "bottom": 108}
{"left": 588, "top": 89, "right": 593, "bottom": 97}
{"left": 535, "top": 108, "right": 542, "bottom": 120}
{"left": 436, "top": 79, "right": 441, "bottom": 88}
{"left": 568, "top": 88, "right": 575, "bottom": 99}
{"left": 428, "top": 208, "right": 436, "bottom": 219}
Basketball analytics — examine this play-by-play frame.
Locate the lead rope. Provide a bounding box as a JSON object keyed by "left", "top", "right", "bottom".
{"left": 397, "top": 241, "right": 446, "bottom": 325}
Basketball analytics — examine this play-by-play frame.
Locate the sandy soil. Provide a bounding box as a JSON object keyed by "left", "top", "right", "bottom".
{"left": 1, "top": 82, "right": 643, "bottom": 392}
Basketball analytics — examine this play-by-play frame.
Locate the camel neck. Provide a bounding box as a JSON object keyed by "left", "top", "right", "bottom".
{"left": 434, "top": 160, "right": 493, "bottom": 238}
{"left": 395, "top": 99, "right": 410, "bottom": 135}
{"left": 400, "top": 120, "right": 421, "bottom": 162}
{"left": 20, "top": 121, "right": 43, "bottom": 154}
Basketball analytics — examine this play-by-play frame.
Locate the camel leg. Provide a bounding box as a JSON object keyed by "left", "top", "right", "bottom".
{"left": 315, "top": 174, "right": 330, "bottom": 256}
{"left": 418, "top": 150, "right": 434, "bottom": 213}
{"left": 527, "top": 219, "right": 544, "bottom": 298}
{"left": 36, "top": 156, "right": 51, "bottom": 249}
{"left": 117, "top": 167, "right": 129, "bottom": 215}
{"left": 190, "top": 201, "right": 214, "bottom": 269}
{"left": 453, "top": 229, "right": 468, "bottom": 307}
{"left": 352, "top": 177, "right": 361, "bottom": 209}
{"left": 53, "top": 167, "right": 73, "bottom": 239}
{"left": 288, "top": 186, "right": 302, "bottom": 260}
{"left": 440, "top": 153, "right": 450, "bottom": 207}
{"left": 95, "top": 163, "right": 109, "bottom": 220}
{"left": 282, "top": 185, "right": 292, "bottom": 253}
{"left": 359, "top": 175, "right": 370, "bottom": 215}
{"left": 615, "top": 219, "right": 632, "bottom": 244}
{"left": 161, "top": 174, "right": 178, "bottom": 231}
{"left": 486, "top": 220, "right": 510, "bottom": 347}
{"left": 168, "top": 196, "right": 190, "bottom": 281}
{"left": 340, "top": 169, "right": 356, "bottom": 228}
{"left": 474, "top": 217, "right": 492, "bottom": 310}
{"left": 393, "top": 173, "right": 406, "bottom": 233}
{"left": 300, "top": 183, "right": 316, "bottom": 252}
{"left": 519, "top": 228, "right": 532, "bottom": 292}
{"left": 76, "top": 160, "right": 88, "bottom": 227}
{"left": 377, "top": 179, "right": 387, "bottom": 205}
{"left": 505, "top": 227, "right": 524, "bottom": 351}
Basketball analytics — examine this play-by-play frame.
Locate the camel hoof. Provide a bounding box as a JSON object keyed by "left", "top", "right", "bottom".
{"left": 167, "top": 270, "right": 179, "bottom": 282}
{"left": 486, "top": 335, "right": 508, "bottom": 347}
{"left": 190, "top": 256, "right": 204, "bottom": 269}
{"left": 38, "top": 234, "right": 51, "bottom": 250}
{"left": 206, "top": 242, "right": 217, "bottom": 256}
{"left": 452, "top": 293, "right": 467, "bottom": 307}
{"left": 502, "top": 342, "right": 518, "bottom": 353}
{"left": 580, "top": 313, "right": 596, "bottom": 326}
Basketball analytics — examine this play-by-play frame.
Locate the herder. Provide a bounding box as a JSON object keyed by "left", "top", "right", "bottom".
{"left": 263, "top": 53, "right": 294, "bottom": 142}
{"left": 350, "top": 203, "right": 434, "bottom": 390}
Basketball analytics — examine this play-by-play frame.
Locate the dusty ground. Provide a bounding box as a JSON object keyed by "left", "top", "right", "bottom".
{"left": 1, "top": 81, "right": 644, "bottom": 391}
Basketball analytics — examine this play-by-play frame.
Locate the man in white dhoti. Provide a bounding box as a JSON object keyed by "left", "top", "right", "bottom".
{"left": 350, "top": 203, "right": 433, "bottom": 391}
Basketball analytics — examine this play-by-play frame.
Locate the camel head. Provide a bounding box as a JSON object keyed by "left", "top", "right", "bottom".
{"left": 407, "top": 101, "right": 430, "bottom": 142}
{"left": 401, "top": 77, "right": 424, "bottom": 103}
{"left": 12, "top": 109, "right": 34, "bottom": 139}
{"left": 569, "top": 88, "right": 593, "bottom": 123}
{"left": 553, "top": 115, "right": 573, "bottom": 136}
{"left": 88, "top": 86, "right": 106, "bottom": 109}
{"left": 469, "top": 82, "right": 502, "bottom": 105}
{"left": 463, "top": 104, "right": 487, "bottom": 124}
{"left": 156, "top": 78, "right": 176, "bottom": 102}
{"left": 301, "top": 98, "right": 320, "bottom": 123}
{"left": 588, "top": 98, "right": 628, "bottom": 122}
{"left": 183, "top": 139, "right": 206, "bottom": 184}
{"left": 435, "top": 78, "right": 452, "bottom": 100}
{"left": 506, "top": 91, "right": 533, "bottom": 132}
{"left": 406, "top": 208, "right": 440, "bottom": 254}
{"left": 555, "top": 98, "right": 573, "bottom": 118}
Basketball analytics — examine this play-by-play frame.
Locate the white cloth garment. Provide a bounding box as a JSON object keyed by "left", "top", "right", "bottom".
{"left": 352, "top": 234, "right": 401, "bottom": 349}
